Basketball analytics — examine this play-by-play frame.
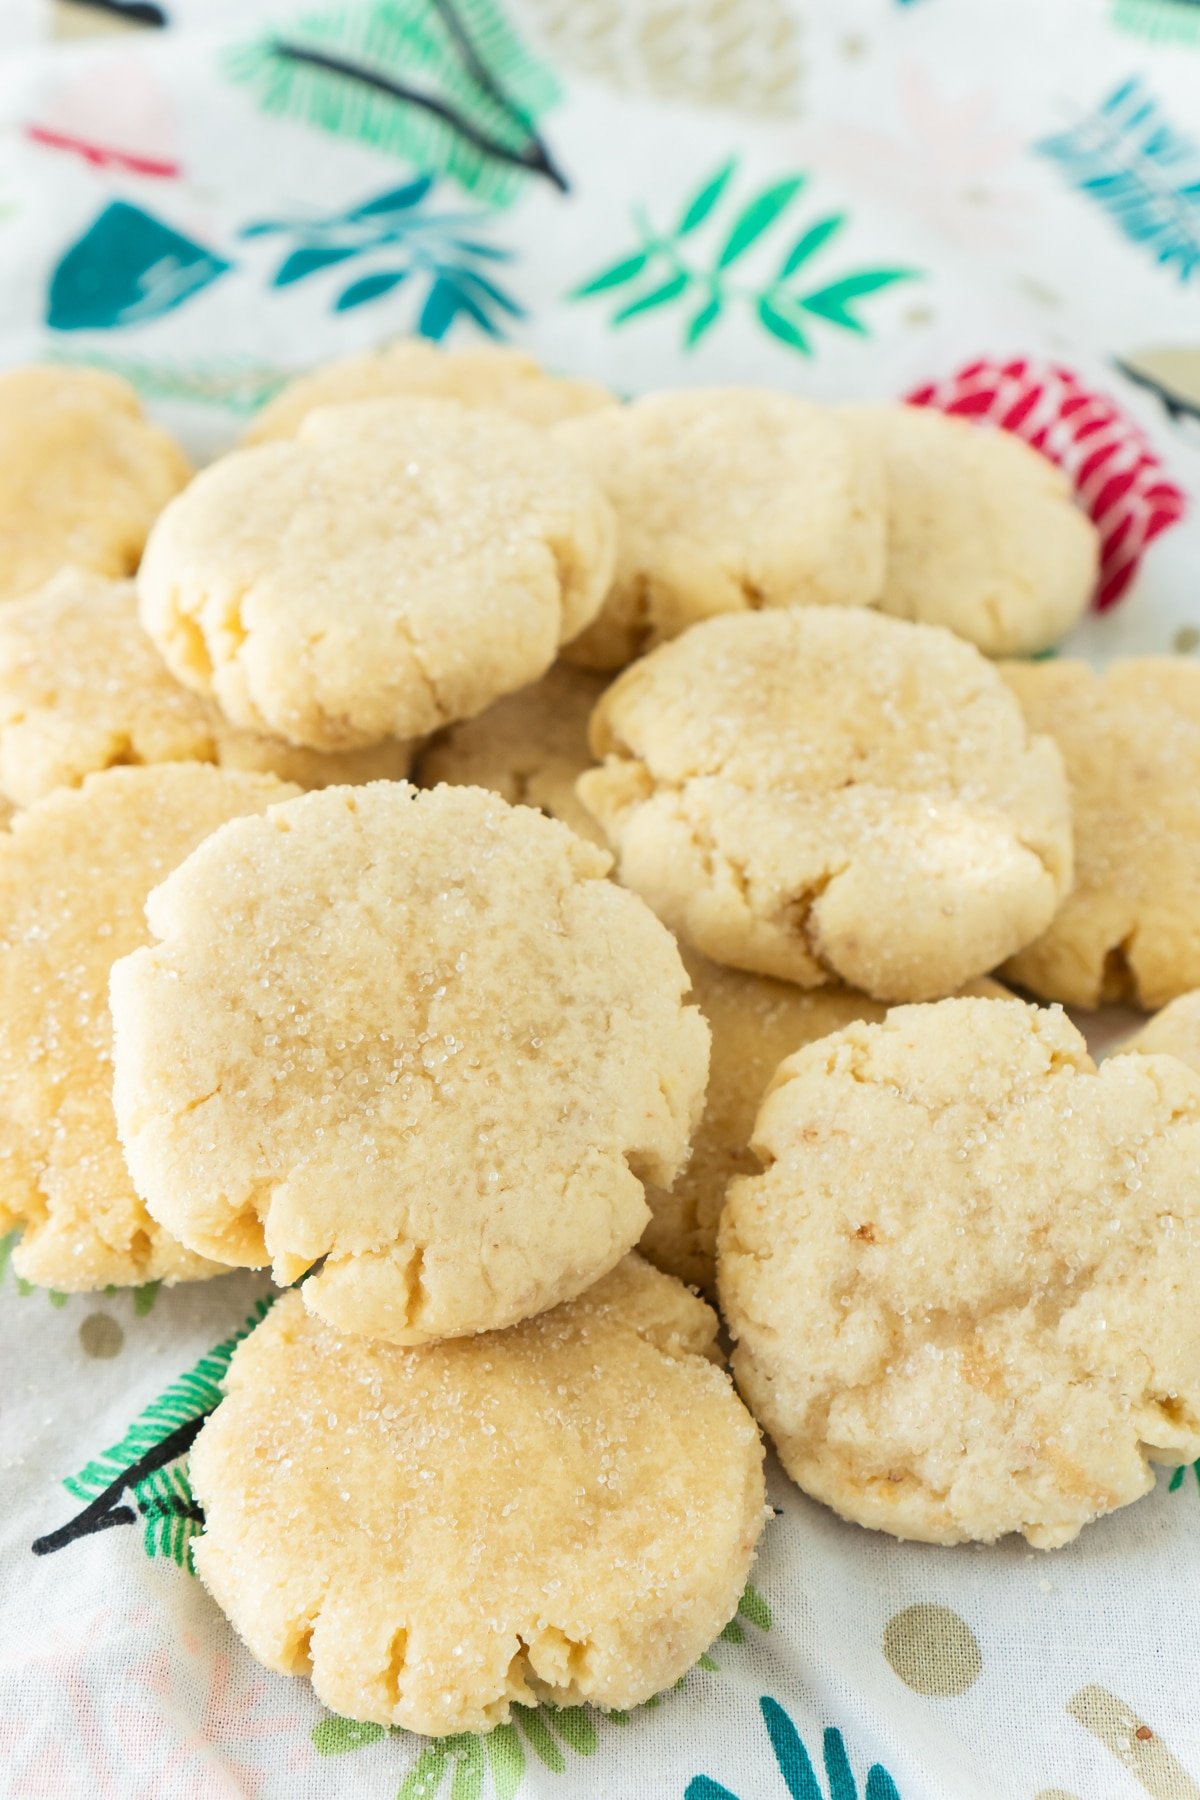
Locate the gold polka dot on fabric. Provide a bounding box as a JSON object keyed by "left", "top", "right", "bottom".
{"left": 882, "top": 1603, "right": 982, "bottom": 1697}
{"left": 78, "top": 1312, "right": 124, "bottom": 1360}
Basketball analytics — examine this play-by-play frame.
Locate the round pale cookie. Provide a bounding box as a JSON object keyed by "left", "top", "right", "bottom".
{"left": 642, "top": 960, "right": 1012, "bottom": 1292}
{"left": 190, "top": 1256, "right": 765, "bottom": 1735}
{"left": 1119, "top": 990, "right": 1200, "bottom": 1071}
{"left": 719, "top": 997, "right": 1200, "bottom": 1548}
{"left": 0, "top": 364, "right": 190, "bottom": 603}
{"left": 138, "top": 398, "right": 616, "bottom": 752}
{"left": 0, "top": 568, "right": 412, "bottom": 808}
{"left": 579, "top": 609, "right": 1072, "bottom": 1002}
{"left": 243, "top": 341, "right": 614, "bottom": 443}
{"left": 1002, "top": 658, "right": 1200, "bottom": 1009}
{"left": 110, "top": 783, "right": 709, "bottom": 1342}
{"left": 417, "top": 662, "right": 607, "bottom": 845}
{"left": 0, "top": 764, "right": 297, "bottom": 1289}
{"left": 843, "top": 405, "right": 1098, "bottom": 656}
{"left": 554, "top": 389, "right": 886, "bottom": 670}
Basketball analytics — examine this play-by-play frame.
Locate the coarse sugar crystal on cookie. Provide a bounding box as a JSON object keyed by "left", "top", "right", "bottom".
{"left": 109, "top": 782, "right": 709, "bottom": 1343}
{"left": 0, "top": 365, "right": 190, "bottom": 603}
{"left": 843, "top": 404, "right": 1098, "bottom": 656}
{"left": 189, "top": 1256, "right": 766, "bottom": 1736}
{"left": 0, "top": 763, "right": 297, "bottom": 1290}
{"left": 138, "top": 398, "right": 616, "bottom": 752}
{"left": 579, "top": 609, "right": 1072, "bottom": 1003}
{"left": 417, "top": 661, "right": 607, "bottom": 844}
{"left": 641, "top": 958, "right": 1011, "bottom": 1294}
{"left": 553, "top": 389, "right": 886, "bottom": 669}
{"left": 718, "top": 997, "right": 1200, "bottom": 1548}
{"left": 243, "top": 340, "right": 614, "bottom": 443}
{"left": 0, "top": 568, "right": 413, "bottom": 808}
{"left": 1002, "top": 657, "right": 1200, "bottom": 1010}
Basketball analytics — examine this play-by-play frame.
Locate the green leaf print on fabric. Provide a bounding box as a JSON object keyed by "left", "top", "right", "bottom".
{"left": 30, "top": 1296, "right": 273, "bottom": 1569}
{"left": 570, "top": 160, "right": 917, "bottom": 355}
{"left": 1, "top": 1231, "right": 162, "bottom": 1315}
{"left": 308, "top": 1701, "right": 599, "bottom": 1797}
{"left": 223, "top": 0, "right": 564, "bottom": 206}
{"left": 699, "top": 1582, "right": 774, "bottom": 1671}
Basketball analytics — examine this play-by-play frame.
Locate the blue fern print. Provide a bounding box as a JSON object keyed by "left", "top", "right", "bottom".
{"left": 686, "top": 1698, "right": 901, "bottom": 1800}
{"left": 1036, "top": 76, "right": 1200, "bottom": 281}
{"left": 240, "top": 175, "right": 522, "bottom": 336}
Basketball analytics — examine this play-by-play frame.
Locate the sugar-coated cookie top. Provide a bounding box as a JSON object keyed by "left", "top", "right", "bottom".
{"left": 138, "top": 398, "right": 617, "bottom": 752}
{"left": 0, "top": 568, "right": 411, "bottom": 807}
{"left": 417, "top": 660, "right": 607, "bottom": 845}
{"left": 580, "top": 608, "right": 1072, "bottom": 1001}
{"left": 243, "top": 341, "right": 615, "bottom": 442}
{"left": 0, "top": 763, "right": 296, "bottom": 1289}
{"left": 1003, "top": 657, "right": 1200, "bottom": 1009}
{"left": 719, "top": 997, "right": 1200, "bottom": 1548}
{"left": 1123, "top": 990, "right": 1200, "bottom": 1071}
{"left": 110, "top": 782, "right": 709, "bottom": 1343}
{"left": 0, "top": 364, "right": 190, "bottom": 603}
{"left": 189, "top": 1256, "right": 765, "bottom": 1735}
{"left": 555, "top": 388, "right": 886, "bottom": 669}
{"left": 845, "top": 405, "right": 1098, "bottom": 656}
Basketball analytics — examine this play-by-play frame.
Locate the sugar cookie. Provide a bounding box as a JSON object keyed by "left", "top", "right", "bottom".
{"left": 642, "top": 960, "right": 1011, "bottom": 1292}
{"left": 554, "top": 389, "right": 886, "bottom": 669}
{"left": 190, "top": 1257, "right": 765, "bottom": 1735}
{"left": 719, "top": 998, "right": 1200, "bottom": 1548}
{"left": 0, "top": 365, "right": 190, "bottom": 603}
{"left": 1002, "top": 658, "right": 1200, "bottom": 1009}
{"left": 0, "top": 764, "right": 296, "bottom": 1289}
{"left": 0, "top": 569, "right": 412, "bottom": 808}
{"left": 1121, "top": 991, "right": 1200, "bottom": 1072}
{"left": 138, "top": 399, "right": 616, "bottom": 752}
{"left": 244, "top": 341, "right": 614, "bottom": 443}
{"left": 580, "top": 610, "right": 1072, "bottom": 1002}
{"left": 844, "top": 405, "right": 1098, "bottom": 656}
{"left": 417, "top": 662, "right": 606, "bottom": 844}
{"left": 110, "top": 783, "right": 708, "bottom": 1342}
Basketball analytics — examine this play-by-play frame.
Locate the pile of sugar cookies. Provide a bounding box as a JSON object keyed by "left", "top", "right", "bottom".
{"left": 3, "top": 349, "right": 1200, "bottom": 1737}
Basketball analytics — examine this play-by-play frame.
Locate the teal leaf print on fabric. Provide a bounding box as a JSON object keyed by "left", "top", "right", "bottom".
{"left": 30, "top": 1296, "right": 273, "bottom": 1569}
{"left": 1169, "top": 1459, "right": 1200, "bottom": 1492}
{"left": 223, "top": 0, "right": 564, "bottom": 206}
{"left": 45, "top": 348, "right": 294, "bottom": 416}
{"left": 1110, "top": 0, "right": 1200, "bottom": 49}
{"left": 240, "top": 178, "right": 523, "bottom": 337}
{"left": 1036, "top": 76, "right": 1200, "bottom": 282}
{"left": 686, "top": 1699, "right": 901, "bottom": 1800}
{"left": 570, "top": 161, "right": 916, "bottom": 355}
{"left": 47, "top": 201, "right": 232, "bottom": 331}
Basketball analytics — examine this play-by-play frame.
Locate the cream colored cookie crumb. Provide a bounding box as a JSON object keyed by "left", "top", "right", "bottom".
{"left": 844, "top": 405, "right": 1098, "bottom": 656}
{"left": 0, "top": 364, "right": 190, "bottom": 603}
{"left": 138, "top": 398, "right": 616, "bottom": 752}
{"left": 1120, "top": 990, "right": 1200, "bottom": 1072}
{"left": 243, "top": 341, "right": 614, "bottom": 443}
{"left": 719, "top": 998, "right": 1200, "bottom": 1548}
{"left": 580, "top": 609, "right": 1072, "bottom": 1002}
{"left": 190, "top": 1257, "right": 765, "bottom": 1735}
{"left": 0, "top": 763, "right": 297, "bottom": 1289}
{"left": 641, "top": 962, "right": 1011, "bottom": 1293}
{"left": 554, "top": 389, "right": 886, "bottom": 669}
{"left": 1002, "top": 658, "right": 1200, "bottom": 1010}
{"left": 417, "top": 662, "right": 607, "bottom": 843}
{"left": 110, "top": 782, "right": 708, "bottom": 1342}
{"left": 0, "top": 568, "right": 412, "bottom": 807}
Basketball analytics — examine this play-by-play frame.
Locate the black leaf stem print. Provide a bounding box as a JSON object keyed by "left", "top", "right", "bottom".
{"left": 32, "top": 1411, "right": 210, "bottom": 1557}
